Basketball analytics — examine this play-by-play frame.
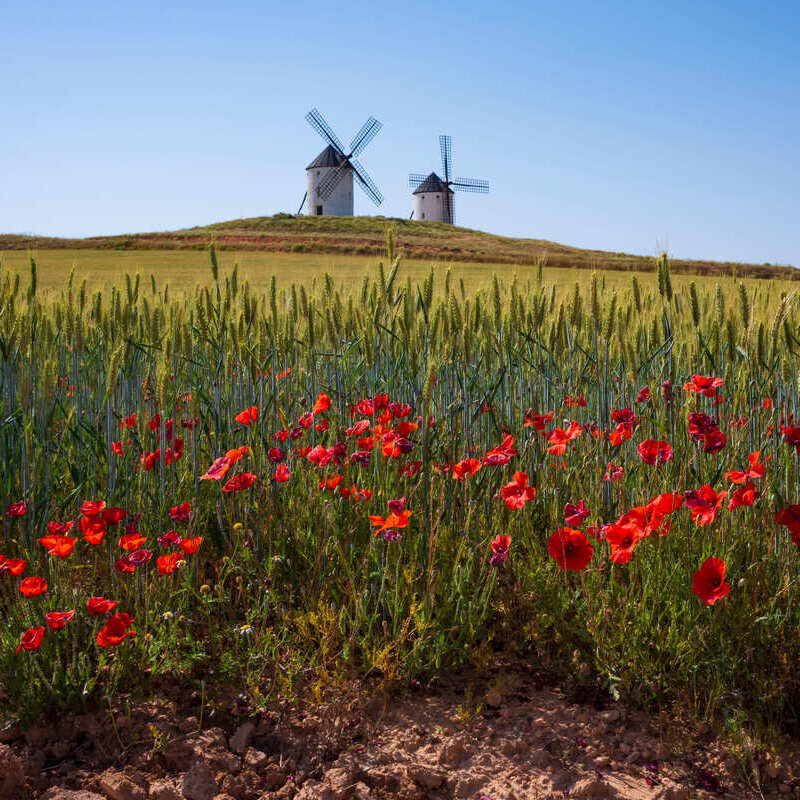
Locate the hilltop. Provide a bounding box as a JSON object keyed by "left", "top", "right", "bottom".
{"left": 1, "top": 214, "right": 795, "bottom": 279}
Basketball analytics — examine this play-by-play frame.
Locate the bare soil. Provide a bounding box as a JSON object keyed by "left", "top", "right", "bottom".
{"left": 3, "top": 669, "right": 799, "bottom": 800}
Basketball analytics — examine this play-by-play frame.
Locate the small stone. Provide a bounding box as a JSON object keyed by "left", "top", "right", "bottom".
{"left": 244, "top": 748, "right": 269, "bottom": 771}
{"left": 229, "top": 722, "right": 256, "bottom": 755}
{"left": 407, "top": 764, "right": 445, "bottom": 789}
{"left": 0, "top": 743, "right": 25, "bottom": 796}
{"left": 765, "top": 763, "right": 780, "bottom": 779}
{"left": 454, "top": 775, "right": 487, "bottom": 799}
{"left": 529, "top": 748, "right": 552, "bottom": 768}
{"left": 439, "top": 738, "right": 467, "bottom": 766}
{"left": 182, "top": 761, "right": 219, "bottom": 800}
{"left": 594, "top": 756, "right": 611, "bottom": 769}
{"left": 148, "top": 781, "right": 181, "bottom": 800}
{"left": 571, "top": 777, "right": 609, "bottom": 798}
{"left": 99, "top": 770, "right": 146, "bottom": 800}
{"left": 601, "top": 709, "right": 620, "bottom": 723}
{"left": 263, "top": 767, "right": 286, "bottom": 791}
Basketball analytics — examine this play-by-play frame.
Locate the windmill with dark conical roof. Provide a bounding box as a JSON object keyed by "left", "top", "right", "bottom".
{"left": 299, "top": 108, "right": 384, "bottom": 216}
{"left": 409, "top": 135, "right": 489, "bottom": 224}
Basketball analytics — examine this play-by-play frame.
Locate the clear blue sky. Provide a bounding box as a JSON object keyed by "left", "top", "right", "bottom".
{"left": 2, "top": 0, "right": 798, "bottom": 266}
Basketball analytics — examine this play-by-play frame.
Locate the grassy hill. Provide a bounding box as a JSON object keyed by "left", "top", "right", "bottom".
{"left": 1, "top": 214, "right": 795, "bottom": 279}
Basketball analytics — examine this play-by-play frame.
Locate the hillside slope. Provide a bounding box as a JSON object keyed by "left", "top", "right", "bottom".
{"left": 1, "top": 214, "right": 795, "bottom": 279}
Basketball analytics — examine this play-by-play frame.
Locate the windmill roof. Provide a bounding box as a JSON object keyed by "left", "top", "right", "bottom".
{"left": 307, "top": 145, "right": 347, "bottom": 170}
{"left": 412, "top": 172, "right": 452, "bottom": 195}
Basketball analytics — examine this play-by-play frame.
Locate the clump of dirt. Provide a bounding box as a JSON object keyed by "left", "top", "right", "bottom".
{"left": 2, "top": 670, "right": 799, "bottom": 800}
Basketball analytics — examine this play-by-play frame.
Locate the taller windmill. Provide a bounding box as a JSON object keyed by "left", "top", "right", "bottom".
{"left": 300, "top": 108, "right": 384, "bottom": 216}
{"left": 409, "top": 135, "right": 489, "bottom": 224}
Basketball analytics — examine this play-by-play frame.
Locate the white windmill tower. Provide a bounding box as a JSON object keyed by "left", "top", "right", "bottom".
{"left": 409, "top": 135, "right": 489, "bottom": 224}
{"left": 298, "top": 108, "right": 384, "bottom": 216}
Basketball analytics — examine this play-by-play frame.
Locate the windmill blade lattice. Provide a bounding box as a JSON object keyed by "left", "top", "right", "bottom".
{"left": 350, "top": 157, "right": 383, "bottom": 206}
{"left": 350, "top": 117, "right": 382, "bottom": 159}
{"left": 305, "top": 108, "right": 383, "bottom": 206}
{"left": 439, "top": 135, "right": 452, "bottom": 182}
{"left": 305, "top": 108, "right": 346, "bottom": 155}
{"left": 451, "top": 177, "right": 489, "bottom": 193}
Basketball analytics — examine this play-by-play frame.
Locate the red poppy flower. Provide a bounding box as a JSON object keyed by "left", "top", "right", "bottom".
{"left": 346, "top": 420, "right": 371, "bottom": 437}
{"left": 19, "top": 576, "right": 48, "bottom": 597}
{"left": 387, "top": 497, "right": 406, "bottom": 515}
{"left": 782, "top": 426, "right": 800, "bottom": 453}
{"left": 564, "top": 500, "right": 590, "bottom": 527}
{"left": 500, "top": 472, "right": 536, "bottom": 510}
{"left": 6, "top": 501, "right": 27, "bottom": 517}
{"left": 158, "top": 530, "right": 183, "bottom": 547}
{"left": 201, "top": 455, "right": 233, "bottom": 481}
{"left": 604, "top": 463, "right": 624, "bottom": 481}
{"left": 702, "top": 429, "right": 727, "bottom": 454}
{"left": 399, "top": 460, "right": 421, "bottom": 477}
{"left": 47, "top": 520, "right": 75, "bottom": 535}
{"left": 111, "top": 441, "right": 124, "bottom": 457}
{"left": 39, "top": 534, "right": 77, "bottom": 558}
{"left": 451, "top": 458, "right": 482, "bottom": 480}
{"left": 683, "top": 375, "right": 723, "bottom": 397}
{"left": 692, "top": 557, "right": 730, "bottom": 605}
{"left": 729, "top": 481, "right": 760, "bottom": 510}
{"left": 179, "top": 536, "right": 203, "bottom": 555}
{"left": 547, "top": 527, "right": 594, "bottom": 571}
{"left": 96, "top": 613, "right": 136, "bottom": 647}
{"left": 381, "top": 435, "right": 414, "bottom": 458}
{"left": 646, "top": 492, "right": 683, "bottom": 517}
{"left": 484, "top": 435, "right": 518, "bottom": 466}
{"left": 546, "top": 421, "right": 583, "bottom": 455}
{"left": 121, "top": 413, "right": 137, "bottom": 428}
{"left": 102, "top": 507, "right": 127, "bottom": 525}
{"left": 343, "top": 452, "right": 367, "bottom": 471}
{"left": 306, "top": 445, "right": 333, "bottom": 467}
{"left": 81, "top": 500, "right": 106, "bottom": 517}
{"left": 45, "top": 610, "right": 76, "bottom": 631}
{"left": 565, "top": 393, "right": 587, "bottom": 407}
{"left": 272, "top": 463, "right": 290, "bottom": 483}
{"left": 524, "top": 410, "right": 554, "bottom": 431}
{"left": 87, "top": 596, "right": 118, "bottom": 615}
{"left": 16, "top": 626, "right": 45, "bottom": 653}
{"left": 313, "top": 393, "right": 331, "bottom": 414}
{"left": 684, "top": 486, "right": 727, "bottom": 526}
{"left": 169, "top": 501, "right": 192, "bottom": 522}
{"left": 726, "top": 451, "right": 765, "bottom": 484}
{"left": 390, "top": 402, "right": 413, "bottom": 418}
{"left": 637, "top": 439, "right": 674, "bottom": 465}
{"left": 490, "top": 534, "right": 511, "bottom": 566}
{"left": 79, "top": 515, "right": 108, "bottom": 545}
{"left": 157, "top": 551, "right": 185, "bottom": 575}
{"left": 267, "top": 448, "right": 286, "bottom": 464}
{"left": 636, "top": 386, "right": 651, "bottom": 403}
{"left": 370, "top": 509, "right": 412, "bottom": 535}
{"left": 0, "top": 555, "right": 27, "bottom": 576}
{"left": 775, "top": 505, "right": 800, "bottom": 545}
{"left": 119, "top": 533, "right": 147, "bottom": 551}
{"left": 222, "top": 472, "right": 257, "bottom": 492}
{"left": 604, "top": 520, "right": 643, "bottom": 564}
{"left": 235, "top": 406, "right": 258, "bottom": 426}
{"left": 687, "top": 412, "right": 719, "bottom": 441}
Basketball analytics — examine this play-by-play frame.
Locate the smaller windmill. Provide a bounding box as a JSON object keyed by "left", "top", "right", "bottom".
{"left": 409, "top": 135, "right": 489, "bottom": 225}
{"left": 300, "top": 108, "right": 384, "bottom": 216}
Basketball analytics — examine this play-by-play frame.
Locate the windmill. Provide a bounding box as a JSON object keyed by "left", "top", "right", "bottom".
{"left": 299, "top": 108, "right": 384, "bottom": 216}
{"left": 409, "top": 135, "right": 489, "bottom": 224}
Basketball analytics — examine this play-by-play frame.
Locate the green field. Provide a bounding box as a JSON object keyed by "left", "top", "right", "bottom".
{"left": 2, "top": 214, "right": 796, "bottom": 283}
{"left": 2, "top": 247, "right": 798, "bottom": 301}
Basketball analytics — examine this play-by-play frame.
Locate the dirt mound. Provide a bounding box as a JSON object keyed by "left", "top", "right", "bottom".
{"left": 2, "top": 673, "right": 799, "bottom": 799}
